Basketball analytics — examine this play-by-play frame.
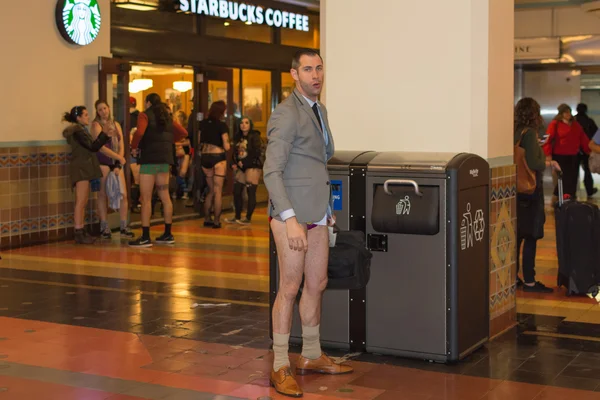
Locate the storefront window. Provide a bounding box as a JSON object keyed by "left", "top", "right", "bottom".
{"left": 281, "top": 72, "right": 295, "bottom": 102}
{"left": 205, "top": 17, "right": 272, "bottom": 43}
{"left": 281, "top": 14, "right": 319, "bottom": 49}
{"left": 242, "top": 69, "right": 272, "bottom": 137}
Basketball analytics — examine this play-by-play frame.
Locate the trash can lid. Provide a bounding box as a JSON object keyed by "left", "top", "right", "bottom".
{"left": 328, "top": 150, "right": 377, "bottom": 171}
{"left": 367, "top": 151, "right": 461, "bottom": 172}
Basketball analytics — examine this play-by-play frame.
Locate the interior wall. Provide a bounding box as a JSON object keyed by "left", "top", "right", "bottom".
{"left": 522, "top": 70, "right": 581, "bottom": 128}
{"left": 515, "top": 6, "right": 600, "bottom": 38}
{"left": 0, "top": 0, "right": 111, "bottom": 143}
{"left": 321, "top": 0, "right": 514, "bottom": 158}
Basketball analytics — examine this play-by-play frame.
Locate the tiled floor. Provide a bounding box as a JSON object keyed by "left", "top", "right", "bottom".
{"left": 0, "top": 204, "right": 600, "bottom": 399}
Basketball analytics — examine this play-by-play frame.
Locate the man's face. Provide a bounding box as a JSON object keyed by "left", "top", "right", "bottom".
{"left": 291, "top": 54, "right": 324, "bottom": 100}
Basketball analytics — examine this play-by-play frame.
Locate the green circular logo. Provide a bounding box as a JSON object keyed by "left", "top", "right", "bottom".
{"left": 56, "top": 0, "right": 102, "bottom": 46}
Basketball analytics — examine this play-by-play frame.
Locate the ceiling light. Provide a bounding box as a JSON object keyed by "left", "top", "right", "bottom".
{"left": 113, "top": 0, "right": 158, "bottom": 11}
{"left": 132, "top": 78, "right": 153, "bottom": 90}
{"left": 224, "top": 21, "right": 230, "bottom": 26}
{"left": 245, "top": 21, "right": 252, "bottom": 25}
{"left": 129, "top": 81, "right": 144, "bottom": 94}
{"left": 173, "top": 81, "right": 192, "bottom": 92}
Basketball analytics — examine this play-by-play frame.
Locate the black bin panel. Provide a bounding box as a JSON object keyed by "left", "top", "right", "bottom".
{"left": 371, "top": 184, "right": 440, "bottom": 235}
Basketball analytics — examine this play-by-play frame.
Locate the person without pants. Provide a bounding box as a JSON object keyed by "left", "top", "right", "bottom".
{"left": 264, "top": 49, "right": 353, "bottom": 398}
{"left": 62, "top": 106, "right": 111, "bottom": 245}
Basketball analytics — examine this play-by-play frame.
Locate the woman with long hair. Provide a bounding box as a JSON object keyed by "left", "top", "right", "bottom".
{"left": 90, "top": 100, "right": 133, "bottom": 239}
{"left": 129, "top": 93, "right": 188, "bottom": 247}
{"left": 199, "top": 100, "right": 231, "bottom": 229}
{"left": 515, "top": 98, "right": 561, "bottom": 292}
{"left": 62, "top": 106, "right": 110, "bottom": 244}
{"left": 543, "top": 103, "right": 591, "bottom": 200}
{"left": 226, "top": 116, "right": 263, "bottom": 225}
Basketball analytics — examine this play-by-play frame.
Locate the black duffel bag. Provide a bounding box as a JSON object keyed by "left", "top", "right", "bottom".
{"left": 326, "top": 229, "right": 372, "bottom": 290}
{"left": 296, "top": 229, "right": 372, "bottom": 294}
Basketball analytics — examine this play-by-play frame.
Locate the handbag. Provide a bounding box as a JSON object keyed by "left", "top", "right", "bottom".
{"left": 514, "top": 128, "right": 537, "bottom": 195}
{"left": 590, "top": 152, "right": 600, "bottom": 174}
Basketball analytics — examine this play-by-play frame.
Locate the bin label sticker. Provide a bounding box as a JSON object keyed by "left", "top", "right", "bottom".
{"left": 461, "top": 203, "right": 485, "bottom": 250}
{"left": 396, "top": 196, "right": 411, "bottom": 216}
{"left": 331, "top": 180, "right": 342, "bottom": 211}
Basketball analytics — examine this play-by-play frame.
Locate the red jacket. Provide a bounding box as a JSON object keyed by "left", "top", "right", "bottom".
{"left": 543, "top": 119, "right": 590, "bottom": 156}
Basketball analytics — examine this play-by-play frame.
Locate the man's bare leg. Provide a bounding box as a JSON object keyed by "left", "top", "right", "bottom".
{"left": 298, "top": 225, "right": 328, "bottom": 359}
{"left": 271, "top": 218, "right": 306, "bottom": 370}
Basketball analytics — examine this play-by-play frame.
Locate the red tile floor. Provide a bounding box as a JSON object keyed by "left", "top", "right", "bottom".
{"left": 0, "top": 205, "right": 599, "bottom": 399}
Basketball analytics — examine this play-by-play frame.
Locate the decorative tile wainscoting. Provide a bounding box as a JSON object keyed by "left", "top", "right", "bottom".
{"left": 489, "top": 164, "right": 518, "bottom": 338}
{"left": 0, "top": 145, "right": 98, "bottom": 250}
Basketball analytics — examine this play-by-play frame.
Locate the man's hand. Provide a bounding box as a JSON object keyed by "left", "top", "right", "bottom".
{"left": 285, "top": 217, "right": 308, "bottom": 252}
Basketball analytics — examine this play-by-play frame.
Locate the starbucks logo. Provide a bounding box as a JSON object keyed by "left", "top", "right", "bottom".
{"left": 55, "top": 0, "right": 102, "bottom": 46}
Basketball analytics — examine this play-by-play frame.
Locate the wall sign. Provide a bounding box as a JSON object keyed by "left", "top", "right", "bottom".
{"left": 56, "top": 0, "right": 102, "bottom": 46}
{"left": 179, "top": 0, "right": 310, "bottom": 31}
{"left": 331, "top": 180, "right": 342, "bottom": 211}
{"left": 515, "top": 38, "right": 560, "bottom": 61}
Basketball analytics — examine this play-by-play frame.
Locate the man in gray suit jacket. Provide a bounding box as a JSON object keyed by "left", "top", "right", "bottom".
{"left": 263, "top": 49, "right": 353, "bottom": 398}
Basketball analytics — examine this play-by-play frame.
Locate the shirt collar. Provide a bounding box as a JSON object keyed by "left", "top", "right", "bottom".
{"left": 301, "top": 94, "right": 318, "bottom": 108}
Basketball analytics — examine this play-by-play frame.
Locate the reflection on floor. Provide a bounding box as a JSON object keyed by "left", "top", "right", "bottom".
{"left": 1, "top": 204, "right": 600, "bottom": 398}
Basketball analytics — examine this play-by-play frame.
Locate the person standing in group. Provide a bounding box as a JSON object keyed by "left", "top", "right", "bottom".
{"left": 198, "top": 100, "right": 230, "bottom": 229}
{"left": 90, "top": 100, "right": 133, "bottom": 239}
{"left": 128, "top": 93, "right": 188, "bottom": 248}
{"left": 514, "top": 98, "right": 561, "bottom": 292}
{"left": 62, "top": 106, "right": 111, "bottom": 244}
{"left": 226, "top": 116, "right": 263, "bottom": 225}
{"left": 575, "top": 103, "right": 598, "bottom": 199}
{"left": 263, "top": 49, "right": 353, "bottom": 398}
{"left": 544, "top": 103, "right": 591, "bottom": 200}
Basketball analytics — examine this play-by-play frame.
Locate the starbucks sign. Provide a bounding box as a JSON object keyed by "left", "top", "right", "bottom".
{"left": 55, "top": 0, "right": 102, "bottom": 46}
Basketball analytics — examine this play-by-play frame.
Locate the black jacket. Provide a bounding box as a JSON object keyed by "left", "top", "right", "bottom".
{"left": 575, "top": 113, "right": 598, "bottom": 140}
{"left": 233, "top": 130, "right": 263, "bottom": 170}
{"left": 138, "top": 107, "right": 174, "bottom": 165}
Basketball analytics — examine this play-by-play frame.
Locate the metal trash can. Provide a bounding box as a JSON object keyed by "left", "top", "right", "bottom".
{"left": 365, "top": 152, "right": 489, "bottom": 362}
{"left": 269, "top": 150, "right": 378, "bottom": 351}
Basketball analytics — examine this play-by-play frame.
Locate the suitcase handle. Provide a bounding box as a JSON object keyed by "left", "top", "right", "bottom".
{"left": 557, "top": 170, "right": 564, "bottom": 206}
{"left": 383, "top": 179, "right": 423, "bottom": 197}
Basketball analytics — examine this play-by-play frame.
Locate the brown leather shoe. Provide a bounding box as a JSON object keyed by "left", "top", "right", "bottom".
{"left": 270, "top": 366, "right": 303, "bottom": 398}
{"left": 296, "top": 353, "right": 354, "bottom": 375}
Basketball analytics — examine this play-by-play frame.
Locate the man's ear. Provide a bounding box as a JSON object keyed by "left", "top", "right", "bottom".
{"left": 290, "top": 68, "right": 299, "bottom": 81}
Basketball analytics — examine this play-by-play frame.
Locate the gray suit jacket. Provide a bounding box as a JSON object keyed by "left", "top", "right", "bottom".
{"left": 263, "top": 88, "right": 335, "bottom": 224}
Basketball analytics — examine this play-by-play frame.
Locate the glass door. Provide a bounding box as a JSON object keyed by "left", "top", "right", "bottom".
{"left": 98, "top": 57, "right": 132, "bottom": 223}
{"left": 192, "top": 67, "right": 235, "bottom": 195}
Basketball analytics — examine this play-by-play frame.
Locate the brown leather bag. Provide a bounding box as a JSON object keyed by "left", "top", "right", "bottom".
{"left": 514, "top": 128, "right": 537, "bottom": 195}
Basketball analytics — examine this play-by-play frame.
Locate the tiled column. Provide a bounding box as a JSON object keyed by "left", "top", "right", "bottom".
{"left": 489, "top": 164, "right": 518, "bottom": 337}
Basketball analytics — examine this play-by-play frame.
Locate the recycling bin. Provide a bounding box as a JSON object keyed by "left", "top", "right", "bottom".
{"left": 269, "top": 150, "right": 378, "bottom": 351}
{"left": 365, "top": 152, "right": 489, "bottom": 362}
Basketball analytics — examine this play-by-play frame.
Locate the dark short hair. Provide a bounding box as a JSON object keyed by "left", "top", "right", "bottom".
{"left": 577, "top": 103, "right": 588, "bottom": 114}
{"left": 292, "top": 49, "right": 322, "bottom": 70}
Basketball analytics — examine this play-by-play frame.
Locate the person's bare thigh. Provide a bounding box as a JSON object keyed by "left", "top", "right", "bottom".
{"left": 270, "top": 218, "right": 306, "bottom": 288}
{"left": 303, "top": 225, "right": 329, "bottom": 287}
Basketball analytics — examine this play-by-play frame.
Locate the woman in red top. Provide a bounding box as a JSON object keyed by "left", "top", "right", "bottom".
{"left": 543, "top": 104, "right": 591, "bottom": 199}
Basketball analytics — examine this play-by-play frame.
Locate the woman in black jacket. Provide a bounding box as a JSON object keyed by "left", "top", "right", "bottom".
{"left": 226, "top": 117, "right": 263, "bottom": 225}
{"left": 62, "top": 106, "right": 111, "bottom": 244}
